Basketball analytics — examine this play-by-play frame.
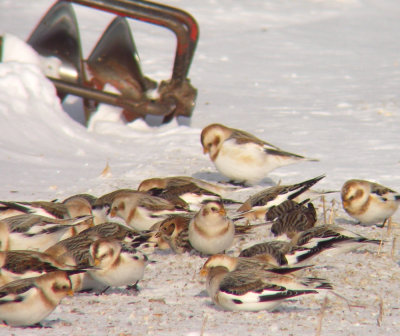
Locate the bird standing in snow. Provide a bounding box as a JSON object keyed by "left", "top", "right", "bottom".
{"left": 108, "top": 190, "right": 187, "bottom": 231}
{"left": 0, "top": 271, "right": 74, "bottom": 327}
{"left": 0, "top": 214, "right": 93, "bottom": 252}
{"left": 88, "top": 239, "right": 149, "bottom": 290}
{"left": 239, "top": 224, "right": 380, "bottom": 266}
{"left": 0, "top": 250, "right": 85, "bottom": 286}
{"left": 138, "top": 176, "right": 240, "bottom": 211}
{"left": 200, "top": 254, "right": 331, "bottom": 311}
{"left": 188, "top": 201, "right": 235, "bottom": 255}
{"left": 341, "top": 179, "right": 400, "bottom": 227}
{"left": 236, "top": 175, "right": 325, "bottom": 221}
{"left": 200, "top": 123, "right": 318, "bottom": 185}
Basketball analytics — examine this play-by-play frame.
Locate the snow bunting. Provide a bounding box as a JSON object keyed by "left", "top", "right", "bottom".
{"left": 238, "top": 241, "right": 294, "bottom": 266}
{"left": 200, "top": 123, "right": 318, "bottom": 185}
{"left": 265, "top": 199, "right": 305, "bottom": 221}
{"left": 45, "top": 222, "right": 155, "bottom": 259}
{"left": 236, "top": 175, "right": 325, "bottom": 221}
{"left": 290, "top": 224, "right": 381, "bottom": 259}
{"left": 0, "top": 200, "right": 65, "bottom": 220}
{"left": 156, "top": 213, "right": 266, "bottom": 254}
{"left": 0, "top": 271, "right": 74, "bottom": 327}
{"left": 61, "top": 194, "right": 95, "bottom": 221}
{"left": 201, "top": 254, "right": 299, "bottom": 273}
{"left": 240, "top": 224, "right": 380, "bottom": 266}
{"left": 200, "top": 255, "right": 331, "bottom": 312}
{"left": 45, "top": 235, "right": 106, "bottom": 292}
{"left": 92, "top": 189, "right": 137, "bottom": 225}
{"left": 0, "top": 200, "right": 91, "bottom": 220}
{"left": 138, "top": 176, "right": 236, "bottom": 196}
{"left": 48, "top": 236, "right": 148, "bottom": 292}
{"left": 138, "top": 176, "right": 240, "bottom": 211}
{"left": 62, "top": 193, "right": 97, "bottom": 207}
{"left": 155, "top": 213, "right": 194, "bottom": 253}
{"left": 109, "top": 190, "right": 187, "bottom": 231}
{"left": 270, "top": 202, "right": 317, "bottom": 239}
{"left": 88, "top": 239, "right": 149, "bottom": 289}
{"left": 0, "top": 250, "right": 84, "bottom": 286}
{"left": 45, "top": 236, "right": 111, "bottom": 292}
{"left": 238, "top": 238, "right": 332, "bottom": 266}
{"left": 341, "top": 179, "right": 400, "bottom": 226}
{"left": 0, "top": 214, "right": 93, "bottom": 252}
{"left": 188, "top": 201, "right": 235, "bottom": 255}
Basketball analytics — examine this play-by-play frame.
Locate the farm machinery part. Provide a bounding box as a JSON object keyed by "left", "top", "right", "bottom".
{"left": 0, "top": 0, "right": 199, "bottom": 125}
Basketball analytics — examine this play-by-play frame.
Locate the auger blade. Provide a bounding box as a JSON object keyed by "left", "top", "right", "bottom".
{"left": 86, "top": 17, "right": 154, "bottom": 101}
{"left": 27, "top": 1, "right": 83, "bottom": 101}
{"left": 85, "top": 16, "right": 159, "bottom": 122}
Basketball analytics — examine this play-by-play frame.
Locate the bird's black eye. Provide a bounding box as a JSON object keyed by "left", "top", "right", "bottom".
{"left": 211, "top": 207, "right": 219, "bottom": 212}
{"left": 133, "top": 256, "right": 139, "bottom": 260}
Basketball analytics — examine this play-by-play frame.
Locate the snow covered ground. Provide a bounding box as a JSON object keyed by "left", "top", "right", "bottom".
{"left": 0, "top": 0, "right": 399, "bottom": 335}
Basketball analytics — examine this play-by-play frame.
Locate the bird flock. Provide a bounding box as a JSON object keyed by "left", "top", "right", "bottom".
{"left": 0, "top": 122, "right": 399, "bottom": 327}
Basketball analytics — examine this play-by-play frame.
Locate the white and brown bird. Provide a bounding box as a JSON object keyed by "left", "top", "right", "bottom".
{"left": 0, "top": 198, "right": 94, "bottom": 221}
{"left": 240, "top": 224, "right": 380, "bottom": 266}
{"left": 239, "top": 241, "right": 294, "bottom": 266}
{"left": 45, "top": 222, "right": 153, "bottom": 292}
{"left": 45, "top": 235, "right": 110, "bottom": 292}
{"left": 0, "top": 271, "right": 74, "bottom": 327}
{"left": 200, "top": 254, "right": 331, "bottom": 312}
{"left": 45, "top": 222, "right": 155, "bottom": 259}
{"left": 156, "top": 213, "right": 264, "bottom": 254}
{"left": 51, "top": 238, "right": 148, "bottom": 292}
{"left": 92, "top": 189, "right": 136, "bottom": 225}
{"left": 236, "top": 175, "right": 325, "bottom": 221}
{"left": 269, "top": 201, "right": 317, "bottom": 239}
{"left": 341, "top": 179, "right": 400, "bottom": 227}
{"left": 0, "top": 214, "right": 93, "bottom": 252}
{"left": 0, "top": 200, "right": 66, "bottom": 220}
{"left": 88, "top": 239, "right": 149, "bottom": 290}
{"left": 108, "top": 190, "right": 187, "bottom": 231}
{"left": 290, "top": 224, "right": 381, "bottom": 259}
{"left": 188, "top": 201, "right": 235, "bottom": 255}
{"left": 155, "top": 213, "right": 194, "bottom": 254}
{"left": 138, "top": 176, "right": 236, "bottom": 196}
{"left": 0, "top": 250, "right": 85, "bottom": 286}
{"left": 61, "top": 194, "right": 96, "bottom": 220}
{"left": 200, "top": 123, "right": 318, "bottom": 185}
{"left": 138, "top": 176, "right": 240, "bottom": 211}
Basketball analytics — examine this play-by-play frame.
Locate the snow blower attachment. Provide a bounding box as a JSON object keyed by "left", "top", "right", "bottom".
{"left": 18, "top": 0, "right": 199, "bottom": 125}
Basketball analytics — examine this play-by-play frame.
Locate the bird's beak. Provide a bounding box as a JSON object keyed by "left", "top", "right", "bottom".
{"left": 109, "top": 208, "right": 116, "bottom": 217}
{"left": 199, "top": 267, "right": 209, "bottom": 277}
{"left": 94, "top": 259, "right": 101, "bottom": 267}
{"left": 203, "top": 147, "right": 209, "bottom": 154}
{"left": 67, "top": 289, "right": 74, "bottom": 297}
{"left": 219, "top": 207, "right": 226, "bottom": 216}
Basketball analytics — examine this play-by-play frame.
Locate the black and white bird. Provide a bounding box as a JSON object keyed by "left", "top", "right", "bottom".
{"left": 200, "top": 254, "right": 332, "bottom": 311}
{"left": 236, "top": 175, "right": 325, "bottom": 221}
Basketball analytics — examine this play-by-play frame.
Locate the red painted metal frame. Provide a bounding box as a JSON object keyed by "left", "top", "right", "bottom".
{"left": 62, "top": 0, "right": 199, "bottom": 86}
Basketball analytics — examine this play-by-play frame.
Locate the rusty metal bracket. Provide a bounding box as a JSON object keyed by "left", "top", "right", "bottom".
{"left": 27, "top": 0, "right": 199, "bottom": 124}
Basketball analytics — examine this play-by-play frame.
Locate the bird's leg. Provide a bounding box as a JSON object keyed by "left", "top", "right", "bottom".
{"left": 126, "top": 281, "right": 140, "bottom": 292}
{"left": 227, "top": 180, "right": 248, "bottom": 187}
{"left": 96, "top": 286, "right": 110, "bottom": 295}
{"left": 378, "top": 218, "right": 388, "bottom": 228}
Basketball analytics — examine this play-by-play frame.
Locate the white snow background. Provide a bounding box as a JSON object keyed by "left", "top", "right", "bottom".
{"left": 0, "top": 0, "right": 400, "bottom": 335}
